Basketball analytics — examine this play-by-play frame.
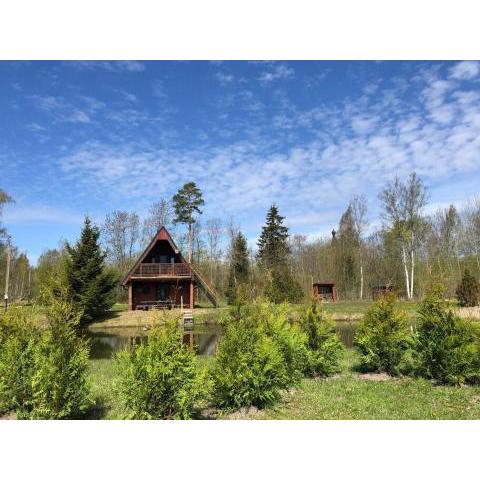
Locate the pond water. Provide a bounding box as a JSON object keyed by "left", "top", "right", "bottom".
{"left": 86, "top": 320, "right": 358, "bottom": 359}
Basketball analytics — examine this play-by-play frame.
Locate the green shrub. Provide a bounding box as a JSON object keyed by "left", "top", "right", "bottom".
{"left": 257, "top": 303, "right": 310, "bottom": 386}
{"left": 265, "top": 268, "right": 304, "bottom": 304}
{"left": 0, "top": 309, "right": 39, "bottom": 414}
{"left": 456, "top": 269, "right": 480, "bottom": 307}
{"left": 354, "top": 295, "right": 413, "bottom": 375}
{"left": 19, "top": 301, "right": 91, "bottom": 419}
{"left": 210, "top": 313, "right": 287, "bottom": 410}
{"left": 415, "top": 285, "right": 480, "bottom": 385}
{"left": 299, "top": 303, "right": 344, "bottom": 377}
{"left": 115, "top": 320, "right": 204, "bottom": 419}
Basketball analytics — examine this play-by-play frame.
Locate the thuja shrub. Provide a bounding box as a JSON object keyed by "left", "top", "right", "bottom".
{"left": 0, "top": 308, "right": 39, "bottom": 415}
{"left": 116, "top": 320, "right": 204, "bottom": 419}
{"left": 354, "top": 295, "right": 414, "bottom": 375}
{"left": 209, "top": 312, "right": 286, "bottom": 410}
{"left": 415, "top": 285, "right": 480, "bottom": 385}
{"left": 20, "top": 300, "right": 91, "bottom": 419}
{"left": 299, "top": 302, "right": 344, "bottom": 377}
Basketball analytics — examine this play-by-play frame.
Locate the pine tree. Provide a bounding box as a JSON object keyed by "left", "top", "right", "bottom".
{"left": 225, "top": 232, "right": 250, "bottom": 304}
{"left": 65, "top": 217, "right": 117, "bottom": 326}
{"left": 172, "top": 182, "right": 204, "bottom": 263}
{"left": 456, "top": 269, "right": 480, "bottom": 307}
{"left": 257, "top": 205, "right": 303, "bottom": 303}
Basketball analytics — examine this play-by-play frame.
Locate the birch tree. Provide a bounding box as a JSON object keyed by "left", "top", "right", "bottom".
{"left": 350, "top": 195, "right": 368, "bottom": 300}
{"left": 379, "top": 172, "right": 428, "bottom": 299}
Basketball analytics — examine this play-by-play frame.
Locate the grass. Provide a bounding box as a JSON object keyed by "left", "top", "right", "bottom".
{"left": 87, "top": 348, "right": 480, "bottom": 420}
{"left": 243, "top": 349, "right": 480, "bottom": 420}
{"left": 320, "top": 300, "right": 421, "bottom": 318}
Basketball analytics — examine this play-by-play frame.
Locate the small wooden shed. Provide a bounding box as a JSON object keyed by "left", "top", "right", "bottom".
{"left": 313, "top": 282, "right": 337, "bottom": 302}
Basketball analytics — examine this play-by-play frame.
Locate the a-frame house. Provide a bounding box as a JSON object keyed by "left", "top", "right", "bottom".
{"left": 122, "top": 227, "right": 218, "bottom": 310}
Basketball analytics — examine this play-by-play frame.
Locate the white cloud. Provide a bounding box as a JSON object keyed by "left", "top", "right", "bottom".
{"left": 449, "top": 61, "right": 480, "bottom": 80}
{"left": 67, "top": 60, "right": 146, "bottom": 73}
{"left": 215, "top": 72, "right": 234, "bottom": 86}
{"left": 259, "top": 64, "right": 294, "bottom": 83}
{"left": 29, "top": 95, "right": 100, "bottom": 124}
{"left": 4, "top": 205, "right": 84, "bottom": 226}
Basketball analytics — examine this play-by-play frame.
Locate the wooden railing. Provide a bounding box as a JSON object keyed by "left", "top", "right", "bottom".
{"left": 132, "top": 263, "right": 192, "bottom": 277}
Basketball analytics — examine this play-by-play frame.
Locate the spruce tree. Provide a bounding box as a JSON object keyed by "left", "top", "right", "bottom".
{"left": 257, "top": 205, "right": 303, "bottom": 303}
{"left": 65, "top": 217, "right": 117, "bottom": 325}
{"left": 456, "top": 269, "right": 480, "bottom": 307}
{"left": 257, "top": 204, "right": 290, "bottom": 269}
{"left": 225, "top": 232, "right": 250, "bottom": 304}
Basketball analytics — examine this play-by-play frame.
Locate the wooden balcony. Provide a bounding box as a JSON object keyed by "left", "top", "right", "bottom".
{"left": 131, "top": 263, "right": 192, "bottom": 278}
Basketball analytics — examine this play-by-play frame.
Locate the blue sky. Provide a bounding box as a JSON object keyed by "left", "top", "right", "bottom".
{"left": 1, "top": 60, "right": 480, "bottom": 264}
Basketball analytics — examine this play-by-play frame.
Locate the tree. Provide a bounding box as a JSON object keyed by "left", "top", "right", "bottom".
{"left": 102, "top": 210, "right": 140, "bottom": 273}
{"left": 456, "top": 269, "right": 480, "bottom": 307}
{"left": 65, "top": 217, "right": 117, "bottom": 326}
{"left": 257, "top": 204, "right": 290, "bottom": 269}
{"left": 350, "top": 195, "right": 368, "bottom": 300}
{"left": 0, "top": 189, "right": 13, "bottom": 242}
{"left": 142, "top": 198, "right": 175, "bottom": 245}
{"left": 257, "top": 205, "right": 303, "bottom": 303}
{"left": 379, "top": 172, "right": 428, "bottom": 299}
{"left": 172, "top": 182, "right": 205, "bottom": 263}
{"left": 225, "top": 231, "right": 250, "bottom": 304}
{"left": 205, "top": 218, "right": 223, "bottom": 284}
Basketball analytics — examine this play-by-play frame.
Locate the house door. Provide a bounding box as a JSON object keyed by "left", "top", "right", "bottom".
{"left": 156, "top": 284, "right": 170, "bottom": 301}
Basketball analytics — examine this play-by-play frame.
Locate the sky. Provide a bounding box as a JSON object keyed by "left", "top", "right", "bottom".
{"left": 1, "top": 60, "right": 480, "bottom": 264}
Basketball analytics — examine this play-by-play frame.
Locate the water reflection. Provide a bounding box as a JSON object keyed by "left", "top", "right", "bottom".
{"left": 87, "top": 320, "right": 358, "bottom": 359}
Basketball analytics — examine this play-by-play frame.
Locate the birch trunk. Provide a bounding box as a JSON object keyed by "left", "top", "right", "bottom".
{"left": 359, "top": 262, "right": 364, "bottom": 300}
{"left": 401, "top": 244, "right": 411, "bottom": 299}
{"left": 410, "top": 247, "right": 415, "bottom": 300}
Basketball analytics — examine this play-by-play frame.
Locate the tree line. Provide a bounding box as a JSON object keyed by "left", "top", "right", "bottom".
{"left": 2, "top": 172, "right": 480, "bottom": 309}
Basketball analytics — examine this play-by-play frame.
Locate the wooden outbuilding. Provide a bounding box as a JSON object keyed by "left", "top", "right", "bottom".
{"left": 313, "top": 281, "right": 337, "bottom": 302}
{"left": 122, "top": 227, "right": 218, "bottom": 311}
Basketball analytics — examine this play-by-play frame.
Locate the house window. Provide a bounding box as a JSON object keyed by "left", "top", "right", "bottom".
{"left": 142, "top": 285, "right": 150, "bottom": 294}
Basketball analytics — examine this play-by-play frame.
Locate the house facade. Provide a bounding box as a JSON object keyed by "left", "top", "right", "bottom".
{"left": 122, "top": 227, "right": 218, "bottom": 310}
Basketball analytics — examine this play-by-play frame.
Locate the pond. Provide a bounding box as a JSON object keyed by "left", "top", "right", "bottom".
{"left": 86, "top": 320, "right": 359, "bottom": 359}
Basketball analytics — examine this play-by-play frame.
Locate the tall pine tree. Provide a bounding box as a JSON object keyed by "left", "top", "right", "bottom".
{"left": 257, "top": 205, "right": 303, "bottom": 303}
{"left": 65, "top": 217, "right": 117, "bottom": 325}
{"left": 225, "top": 231, "right": 250, "bottom": 304}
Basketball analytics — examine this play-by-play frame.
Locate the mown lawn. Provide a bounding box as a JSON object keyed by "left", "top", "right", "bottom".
{"left": 88, "top": 348, "right": 480, "bottom": 420}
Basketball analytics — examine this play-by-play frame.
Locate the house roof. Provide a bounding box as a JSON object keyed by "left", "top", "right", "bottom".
{"left": 121, "top": 226, "right": 187, "bottom": 286}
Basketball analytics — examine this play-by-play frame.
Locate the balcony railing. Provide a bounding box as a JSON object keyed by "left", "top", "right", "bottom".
{"left": 132, "top": 263, "right": 192, "bottom": 277}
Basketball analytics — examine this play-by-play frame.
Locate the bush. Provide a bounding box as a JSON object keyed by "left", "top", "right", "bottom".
{"left": 354, "top": 295, "right": 413, "bottom": 375}
{"left": 116, "top": 320, "right": 204, "bottom": 419}
{"left": 456, "top": 269, "right": 480, "bottom": 307}
{"left": 415, "top": 285, "right": 480, "bottom": 385}
{"left": 19, "top": 301, "right": 91, "bottom": 419}
{"left": 265, "top": 268, "right": 304, "bottom": 304}
{"left": 257, "top": 303, "right": 310, "bottom": 386}
{"left": 0, "top": 309, "right": 39, "bottom": 415}
{"left": 299, "top": 303, "right": 344, "bottom": 377}
{"left": 210, "top": 312, "right": 287, "bottom": 410}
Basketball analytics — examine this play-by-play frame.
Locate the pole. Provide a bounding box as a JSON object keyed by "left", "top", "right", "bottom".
{"left": 4, "top": 238, "right": 11, "bottom": 310}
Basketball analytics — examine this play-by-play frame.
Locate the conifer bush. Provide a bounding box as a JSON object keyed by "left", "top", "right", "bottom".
{"left": 115, "top": 320, "right": 204, "bottom": 419}
{"left": 210, "top": 312, "right": 287, "bottom": 410}
{"left": 210, "top": 302, "right": 311, "bottom": 410}
{"left": 20, "top": 300, "right": 91, "bottom": 419}
{"left": 0, "top": 309, "right": 39, "bottom": 415}
{"left": 456, "top": 269, "right": 480, "bottom": 307}
{"left": 415, "top": 285, "right": 480, "bottom": 385}
{"left": 299, "top": 303, "right": 344, "bottom": 377}
{"left": 354, "top": 295, "right": 414, "bottom": 375}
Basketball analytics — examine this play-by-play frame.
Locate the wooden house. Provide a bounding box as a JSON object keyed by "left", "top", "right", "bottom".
{"left": 122, "top": 227, "right": 218, "bottom": 310}
{"left": 313, "top": 281, "right": 337, "bottom": 302}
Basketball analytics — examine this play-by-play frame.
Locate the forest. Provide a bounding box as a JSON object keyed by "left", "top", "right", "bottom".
{"left": 1, "top": 172, "right": 480, "bottom": 306}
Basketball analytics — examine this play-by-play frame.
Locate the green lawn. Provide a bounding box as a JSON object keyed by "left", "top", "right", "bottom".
{"left": 320, "top": 300, "right": 421, "bottom": 318}
{"left": 88, "top": 348, "right": 480, "bottom": 420}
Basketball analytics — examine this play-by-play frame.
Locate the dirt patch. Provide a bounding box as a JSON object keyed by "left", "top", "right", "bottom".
{"left": 355, "top": 372, "right": 393, "bottom": 382}
{"left": 457, "top": 307, "right": 480, "bottom": 321}
{"left": 0, "top": 411, "right": 17, "bottom": 420}
{"left": 226, "top": 406, "right": 261, "bottom": 420}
